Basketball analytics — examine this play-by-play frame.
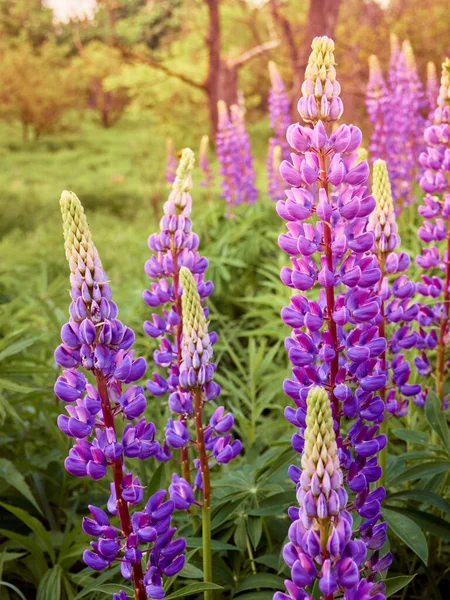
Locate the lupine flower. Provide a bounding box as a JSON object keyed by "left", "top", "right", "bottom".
{"left": 144, "top": 148, "right": 216, "bottom": 483}
{"left": 55, "top": 191, "right": 185, "bottom": 599}
{"left": 179, "top": 265, "right": 241, "bottom": 588}
{"left": 199, "top": 135, "right": 214, "bottom": 202}
{"left": 166, "top": 137, "right": 177, "bottom": 184}
{"left": 368, "top": 160, "right": 421, "bottom": 482}
{"left": 366, "top": 55, "right": 390, "bottom": 162}
{"left": 230, "top": 104, "right": 258, "bottom": 205}
{"left": 275, "top": 36, "right": 391, "bottom": 599}
{"left": 267, "top": 62, "right": 291, "bottom": 201}
{"left": 426, "top": 62, "right": 439, "bottom": 122}
{"left": 216, "top": 100, "right": 241, "bottom": 216}
{"left": 416, "top": 58, "right": 450, "bottom": 408}
{"left": 275, "top": 388, "right": 389, "bottom": 599}
{"left": 143, "top": 154, "right": 241, "bottom": 592}
{"left": 387, "top": 40, "right": 426, "bottom": 210}
{"left": 216, "top": 100, "right": 258, "bottom": 216}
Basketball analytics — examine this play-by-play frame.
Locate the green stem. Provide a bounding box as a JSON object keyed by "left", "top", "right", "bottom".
{"left": 194, "top": 388, "right": 212, "bottom": 600}
{"left": 379, "top": 415, "right": 388, "bottom": 488}
{"left": 246, "top": 533, "right": 257, "bottom": 575}
{"left": 202, "top": 504, "right": 213, "bottom": 598}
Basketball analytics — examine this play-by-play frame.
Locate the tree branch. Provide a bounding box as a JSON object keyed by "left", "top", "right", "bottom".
{"left": 114, "top": 43, "right": 206, "bottom": 91}
{"left": 232, "top": 39, "right": 280, "bottom": 68}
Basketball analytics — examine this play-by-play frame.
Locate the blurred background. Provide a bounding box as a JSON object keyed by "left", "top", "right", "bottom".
{"left": 1, "top": 1, "right": 450, "bottom": 599}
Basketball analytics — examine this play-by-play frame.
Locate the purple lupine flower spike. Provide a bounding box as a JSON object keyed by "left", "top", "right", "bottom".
{"left": 144, "top": 147, "right": 214, "bottom": 488}
{"left": 216, "top": 100, "right": 241, "bottom": 217}
{"left": 366, "top": 55, "right": 390, "bottom": 162}
{"left": 165, "top": 137, "right": 177, "bottom": 184}
{"left": 230, "top": 103, "right": 258, "bottom": 205}
{"left": 56, "top": 191, "right": 185, "bottom": 599}
{"left": 199, "top": 135, "right": 214, "bottom": 203}
{"left": 275, "top": 36, "right": 391, "bottom": 598}
{"left": 416, "top": 58, "right": 450, "bottom": 408}
{"left": 426, "top": 62, "right": 439, "bottom": 123}
{"left": 388, "top": 40, "right": 426, "bottom": 211}
{"left": 267, "top": 61, "right": 291, "bottom": 201}
{"left": 368, "top": 160, "right": 421, "bottom": 483}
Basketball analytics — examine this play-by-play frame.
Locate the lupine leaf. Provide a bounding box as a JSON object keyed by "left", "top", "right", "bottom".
{"left": 0, "top": 581, "right": 28, "bottom": 600}
{"left": 385, "top": 575, "right": 416, "bottom": 597}
{"left": 391, "top": 429, "right": 428, "bottom": 445}
{"left": 387, "top": 489, "right": 450, "bottom": 513}
{"left": 234, "top": 574, "right": 286, "bottom": 594}
{"left": 425, "top": 391, "right": 450, "bottom": 453}
{"left": 0, "top": 459, "right": 42, "bottom": 514}
{"left": 0, "top": 503, "right": 52, "bottom": 560}
{"left": 164, "top": 582, "right": 223, "bottom": 599}
{"left": 383, "top": 508, "right": 428, "bottom": 564}
{"left": 37, "top": 565, "right": 62, "bottom": 600}
{"left": 388, "top": 460, "right": 450, "bottom": 486}
{"left": 185, "top": 537, "right": 239, "bottom": 551}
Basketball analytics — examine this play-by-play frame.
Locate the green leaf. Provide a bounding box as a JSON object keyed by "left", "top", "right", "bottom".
{"left": 0, "top": 458, "right": 42, "bottom": 514}
{"left": 388, "top": 460, "right": 450, "bottom": 487}
{"left": 179, "top": 562, "right": 203, "bottom": 579}
{"left": 234, "top": 574, "right": 286, "bottom": 595}
{"left": 185, "top": 537, "right": 239, "bottom": 551}
{"left": 234, "top": 593, "right": 274, "bottom": 600}
{"left": 247, "top": 516, "right": 262, "bottom": 550}
{"left": 425, "top": 391, "right": 450, "bottom": 452}
{"left": 387, "top": 489, "right": 450, "bottom": 513}
{"left": 0, "top": 528, "right": 47, "bottom": 572}
{"left": 211, "top": 499, "right": 245, "bottom": 529}
{"left": 385, "top": 574, "right": 416, "bottom": 597}
{"left": 37, "top": 565, "right": 63, "bottom": 600}
{"left": 383, "top": 508, "right": 428, "bottom": 564}
{"left": 387, "top": 507, "right": 450, "bottom": 541}
{"left": 391, "top": 429, "right": 428, "bottom": 446}
{"left": 0, "top": 502, "right": 53, "bottom": 562}
{"left": 73, "top": 565, "right": 121, "bottom": 599}
{"left": 164, "top": 582, "right": 223, "bottom": 599}
{"left": 87, "top": 584, "right": 134, "bottom": 595}
{"left": 0, "top": 581, "right": 28, "bottom": 600}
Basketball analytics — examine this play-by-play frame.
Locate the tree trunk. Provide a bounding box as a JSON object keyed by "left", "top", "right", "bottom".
{"left": 301, "top": 0, "right": 342, "bottom": 63}
{"left": 204, "top": 0, "right": 221, "bottom": 137}
{"left": 218, "top": 60, "right": 239, "bottom": 108}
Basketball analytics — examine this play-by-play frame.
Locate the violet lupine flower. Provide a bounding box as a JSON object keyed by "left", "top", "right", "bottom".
{"left": 366, "top": 55, "right": 390, "bottom": 162}
{"left": 55, "top": 191, "right": 185, "bottom": 599}
{"left": 426, "top": 62, "right": 439, "bottom": 123}
{"left": 267, "top": 62, "right": 291, "bottom": 201}
{"left": 274, "top": 387, "right": 389, "bottom": 600}
{"left": 230, "top": 103, "right": 258, "bottom": 205}
{"left": 368, "top": 160, "right": 421, "bottom": 482}
{"left": 216, "top": 100, "right": 258, "bottom": 216}
{"left": 179, "top": 265, "right": 241, "bottom": 589}
{"left": 199, "top": 135, "right": 214, "bottom": 203}
{"left": 388, "top": 40, "right": 426, "bottom": 211}
{"left": 166, "top": 138, "right": 177, "bottom": 184}
{"left": 144, "top": 148, "right": 215, "bottom": 483}
{"left": 216, "top": 100, "right": 242, "bottom": 217}
{"left": 276, "top": 36, "right": 391, "bottom": 599}
{"left": 416, "top": 58, "right": 450, "bottom": 408}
